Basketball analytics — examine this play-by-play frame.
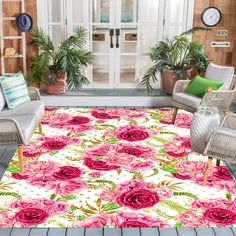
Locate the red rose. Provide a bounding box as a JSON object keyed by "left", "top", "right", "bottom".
{"left": 91, "top": 110, "right": 120, "bottom": 119}
{"left": 211, "top": 166, "right": 233, "bottom": 181}
{"left": 119, "top": 220, "right": 149, "bottom": 228}
{"left": 166, "top": 151, "right": 187, "bottom": 158}
{"left": 12, "top": 173, "right": 29, "bottom": 180}
{"left": 83, "top": 158, "right": 120, "bottom": 171}
{"left": 172, "top": 173, "right": 191, "bottom": 180}
{"left": 68, "top": 116, "right": 90, "bottom": 125}
{"left": 15, "top": 208, "right": 49, "bottom": 226}
{"left": 204, "top": 208, "right": 236, "bottom": 226}
{"left": 116, "top": 189, "right": 159, "bottom": 210}
{"left": 117, "top": 130, "right": 149, "bottom": 142}
{"left": 118, "top": 147, "right": 143, "bottom": 157}
{"left": 53, "top": 166, "right": 82, "bottom": 180}
{"left": 42, "top": 141, "right": 67, "bottom": 151}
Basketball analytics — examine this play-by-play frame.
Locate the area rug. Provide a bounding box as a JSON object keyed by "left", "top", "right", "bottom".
{"left": 0, "top": 107, "right": 236, "bottom": 228}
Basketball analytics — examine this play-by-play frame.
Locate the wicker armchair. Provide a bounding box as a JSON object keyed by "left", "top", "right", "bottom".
{"left": 0, "top": 88, "right": 44, "bottom": 172}
{"left": 203, "top": 113, "right": 236, "bottom": 185}
{"left": 171, "top": 63, "right": 236, "bottom": 124}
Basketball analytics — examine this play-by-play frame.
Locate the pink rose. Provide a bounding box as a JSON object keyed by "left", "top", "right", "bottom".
{"left": 210, "top": 166, "right": 233, "bottom": 181}
{"left": 24, "top": 161, "right": 59, "bottom": 177}
{"left": 91, "top": 109, "right": 120, "bottom": 119}
{"left": 52, "top": 166, "right": 82, "bottom": 180}
{"left": 14, "top": 208, "right": 49, "bottom": 226}
{"left": 161, "top": 113, "right": 192, "bottom": 129}
{"left": 11, "top": 200, "right": 44, "bottom": 209}
{"left": 178, "top": 210, "right": 209, "bottom": 227}
{"left": 83, "top": 157, "right": 120, "bottom": 171}
{"left": 116, "top": 189, "right": 159, "bottom": 210}
{"left": 43, "top": 202, "right": 70, "bottom": 215}
{"left": 172, "top": 173, "right": 191, "bottom": 180}
{"left": 27, "top": 176, "right": 55, "bottom": 189}
{"left": 12, "top": 173, "right": 29, "bottom": 180}
{"left": 54, "top": 180, "right": 87, "bottom": 195}
{"left": 203, "top": 208, "right": 236, "bottom": 227}
{"left": 115, "top": 212, "right": 170, "bottom": 228}
{"left": 42, "top": 140, "right": 67, "bottom": 151}
{"left": 89, "top": 171, "right": 103, "bottom": 178}
{"left": 0, "top": 211, "right": 15, "bottom": 227}
{"left": 67, "top": 116, "right": 90, "bottom": 125}
{"left": 74, "top": 214, "right": 115, "bottom": 228}
{"left": 176, "top": 161, "right": 206, "bottom": 177}
{"left": 223, "top": 181, "right": 236, "bottom": 194}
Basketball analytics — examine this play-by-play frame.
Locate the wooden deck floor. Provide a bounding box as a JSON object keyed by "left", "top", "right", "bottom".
{"left": 0, "top": 146, "right": 236, "bottom": 236}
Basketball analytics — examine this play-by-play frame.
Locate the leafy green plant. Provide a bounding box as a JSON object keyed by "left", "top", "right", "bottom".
{"left": 26, "top": 26, "right": 93, "bottom": 91}
{"left": 141, "top": 27, "right": 211, "bottom": 93}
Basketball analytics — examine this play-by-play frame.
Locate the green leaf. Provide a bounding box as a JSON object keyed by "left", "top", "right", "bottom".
{"left": 160, "top": 131, "right": 178, "bottom": 136}
{"left": 106, "top": 138, "right": 120, "bottom": 144}
{"left": 151, "top": 136, "right": 169, "bottom": 143}
{"left": 78, "top": 215, "right": 87, "bottom": 221}
{"left": 146, "top": 168, "right": 159, "bottom": 177}
{"left": 49, "top": 150, "right": 59, "bottom": 156}
{"left": 152, "top": 116, "right": 164, "bottom": 121}
{"left": 95, "top": 180, "right": 116, "bottom": 190}
{"left": 70, "top": 205, "right": 79, "bottom": 211}
{"left": 50, "top": 193, "right": 57, "bottom": 200}
{"left": 161, "top": 167, "right": 179, "bottom": 173}
{"left": 174, "top": 222, "right": 184, "bottom": 228}
{"left": 226, "top": 193, "right": 232, "bottom": 200}
{"left": 62, "top": 194, "right": 77, "bottom": 200}
{"left": 160, "top": 200, "right": 188, "bottom": 213}
{"left": 173, "top": 192, "right": 198, "bottom": 200}
{"left": 102, "top": 203, "right": 122, "bottom": 211}
{"left": 77, "top": 133, "right": 86, "bottom": 136}
{"left": 0, "top": 192, "right": 22, "bottom": 200}
{"left": 7, "top": 166, "right": 21, "bottom": 173}
{"left": 159, "top": 148, "right": 167, "bottom": 154}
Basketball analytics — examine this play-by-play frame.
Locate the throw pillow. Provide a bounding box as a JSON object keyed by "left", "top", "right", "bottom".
{"left": 0, "top": 72, "right": 30, "bottom": 109}
{"left": 185, "top": 75, "right": 224, "bottom": 98}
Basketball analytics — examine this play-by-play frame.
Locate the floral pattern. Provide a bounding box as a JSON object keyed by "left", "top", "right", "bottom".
{"left": 0, "top": 107, "right": 235, "bottom": 228}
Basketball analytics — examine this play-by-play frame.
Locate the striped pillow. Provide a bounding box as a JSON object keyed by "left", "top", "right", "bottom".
{"left": 0, "top": 72, "right": 30, "bottom": 109}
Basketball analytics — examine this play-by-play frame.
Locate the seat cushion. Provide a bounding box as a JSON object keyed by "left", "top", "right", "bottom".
{"left": 205, "top": 63, "right": 234, "bottom": 90}
{"left": 0, "top": 86, "right": 6, "bottom": 111}
{"left": 2, "top": 115, "right": 36, "bottom": 142}
{"left": 0, "top": 100, "right": 44, "bottom": 123}
{"left": 0, "top": 72, "right": 30, "bottom": 109}
{"left": 172, "top": 92, "right": 202, "bottom": 109}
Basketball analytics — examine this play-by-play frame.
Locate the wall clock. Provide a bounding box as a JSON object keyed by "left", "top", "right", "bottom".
{"left": 201, "top": 7, "right": 222, "bottom": 27}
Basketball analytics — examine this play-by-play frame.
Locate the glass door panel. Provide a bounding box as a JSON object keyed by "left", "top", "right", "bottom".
{"left": 120, "top": 55, "right": 137, "bottom": 84}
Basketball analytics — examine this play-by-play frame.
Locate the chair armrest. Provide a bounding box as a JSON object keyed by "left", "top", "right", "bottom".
{"left": 28, "top": 87, "right": 41, "bottom": 101}
{"left": 0, "top": 118, "right": 25, "bottom": 145}
{"left": 172, "top": 80, "right": 191, "bottom": 94}
{"left": 201, "top": 88, "right": 236, "bottom": 112}
{"left": 220, "top": 113, "right": 236, "bottom": 129}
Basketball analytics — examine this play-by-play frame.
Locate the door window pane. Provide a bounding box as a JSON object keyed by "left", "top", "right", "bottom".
{"left": 93, "top": 0, "right": 110, "bottom": 23}
{"left": 93, "top": 55, "right": 109, "bottom": 84}
{"left": 48, "top": 0, "right": 61, "bottom": 22}
{"left": 120, "top": 55, "right": 137, "bottom": 83}
{"left": 121, "top": 0, "right": 136, "bottom": 23}
{"left": 138, "top": 0, "right": 159, "bottom": 23}
{"left": 170, "top": 0, "right": 185, "bottom": 24}
{"left": 49, "top": 25, "right": 63, "bottom": 49}
{"left": 72, "top": 0, "right": 89, "bottom": 23}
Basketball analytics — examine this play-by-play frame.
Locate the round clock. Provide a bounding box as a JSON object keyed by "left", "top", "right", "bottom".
{"left": 201, "top": 7, "right": 222, "bottom": 27}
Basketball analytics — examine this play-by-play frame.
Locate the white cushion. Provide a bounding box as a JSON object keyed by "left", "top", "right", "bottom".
{"left": 0, "top": 87, "right": 6, "bottom": 111}
{"left": 205, "top": 63, "right": 234, "bottom": 90}
{"left": 173, "top": 92, "right": 202, "bottom": 109}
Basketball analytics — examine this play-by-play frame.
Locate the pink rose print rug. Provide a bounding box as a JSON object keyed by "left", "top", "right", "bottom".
{"left": 0, "top": 107, "right": 236, "bottom": 228}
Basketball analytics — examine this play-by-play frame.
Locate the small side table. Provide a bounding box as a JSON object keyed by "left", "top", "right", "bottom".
{"left": 190, "top": 105, "right": 221, "bottom": 154}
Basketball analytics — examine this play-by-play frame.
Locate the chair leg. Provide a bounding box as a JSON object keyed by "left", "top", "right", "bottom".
{"left": 18, "top": 146, "right": 24, "bottom": 173}
{"left": 203, "top": 157, "right": 213, "bottom": 186}
{"left": 171, "top": 107, "right": 178, "bottom": 124}
{"left": 38, "top": 121, "right": 43, "bottom": 134}
{"left": 216, "top": 159, "right": 220, "bottom": 166}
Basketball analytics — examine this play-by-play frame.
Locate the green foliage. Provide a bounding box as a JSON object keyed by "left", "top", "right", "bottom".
{"left": 173, "top": 192, "right": 199, "bottom": 200}
{"left": 141, "top": 27, "right": 211, "bottom": 93}
{"left": 161, "top": 167, "right": 179, "bottom": 173}
{"left": 102, "top": 203, "right": 122, "bottom": 211}
{"left": 26, "top": 26, "right": 93, "bottom": 91}
{"left": 226, "top": 193, "right": 232, "bottom": 200}
{"left": 7, "top": 166, "right": 21, "bottom": 173}
{"left": 160, "top": 200, "right": 188, "bottom": 213}
{"left": 174, "top": 222, "right": 184, "bottom": 228}
{"left": 0, "top": 192, "right": 22, "bottom": 200}
{"left": 61, "top": 194, "right": 77, "bottom": 200}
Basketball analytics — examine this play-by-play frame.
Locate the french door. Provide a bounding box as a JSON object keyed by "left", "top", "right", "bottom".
{"left": 37, "top": 0, "right": 195, "bottom": 89}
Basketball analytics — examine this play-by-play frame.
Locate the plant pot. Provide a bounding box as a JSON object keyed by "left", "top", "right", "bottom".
{"left": 44, "top": 73, "right": 67, "bottom": 94}
{"left": 161, "top": 70, "right": 192, "bottom": 95}
{"left": 28, "top": 81, "right": 40, "bottom": 88}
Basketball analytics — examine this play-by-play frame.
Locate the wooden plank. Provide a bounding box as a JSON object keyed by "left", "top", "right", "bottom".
{"left": 67, "top": 228, "right": 85, "bottom": 236}
{"left": 140, "top": 228, "right": 158, "bottom": 236}
{"left": 104, "top": 228, "right": 121, "bottom": 236}
{"left": 122, "top": 228, "right": 140, "bottom": 236}
{"left": 47, "top": 228, "right": 66, "bottom": 236}
{"left": 11, "top": 228, "right": 31, "bottom": 236}
{"left": 85, "top": 228, "right": 103, "bottom": 236}
{"left": 178, "top": 228, "right": 197, "bottom": 236}
{"left": 195, "top": 228, "right": 215, "bottom": 236}
{"left": 213, "top": 228, "right": 234, "bottom": 236}
{"left": 0, "top": 228, "right": 12, "bottom": 236}
{"left": 159, "top": 228, "right": 177, "bottom": 236}
{"left": 29, "top": 228, "right": 49, "bottom": 236}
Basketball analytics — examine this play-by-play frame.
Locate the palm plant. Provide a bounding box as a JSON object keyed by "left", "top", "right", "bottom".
{"left": 26, "top": 26, "right": 93, "bottom": 91}
{"left": 141, "top": 27, "right": 211, "bottom": 93}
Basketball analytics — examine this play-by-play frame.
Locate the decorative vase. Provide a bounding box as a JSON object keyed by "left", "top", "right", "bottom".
{"left": 190, "top": 105, "right": 221, "bottom": 153}
{"left": 44, "top": 72, "right": 67, "bottom": 94}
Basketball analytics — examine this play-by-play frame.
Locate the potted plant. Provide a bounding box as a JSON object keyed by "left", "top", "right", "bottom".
{"left": 141, "top": 27, "right": 210, "bottom": 94}
{"left": 26, "top": 27, "right": 93, "bottom": 94}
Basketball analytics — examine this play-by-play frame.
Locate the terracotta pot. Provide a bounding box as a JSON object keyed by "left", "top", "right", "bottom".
{"left": 28, "top": 81, "right": 40, "bottom": 89}
{"left": 44, "top": 73, "right": 67, "bottom": 94}
{"left": 161, "top": 70, "right": 192, "bottom": 95}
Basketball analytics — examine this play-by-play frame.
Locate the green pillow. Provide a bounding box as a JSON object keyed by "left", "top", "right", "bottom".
{"left": 185, "top": 75, "right": 224, "bottom": 98}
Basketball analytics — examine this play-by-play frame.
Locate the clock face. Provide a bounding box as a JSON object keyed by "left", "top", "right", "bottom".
{"left": 201, "top": 7, "right": 222, "bottom": 27}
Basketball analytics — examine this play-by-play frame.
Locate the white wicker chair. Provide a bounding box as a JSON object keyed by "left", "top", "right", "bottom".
{"left": 203, "top": 113, "right": 236, "bottom": 185}
{"left": 171, "top": 63, "right": 236, "bottom": 124}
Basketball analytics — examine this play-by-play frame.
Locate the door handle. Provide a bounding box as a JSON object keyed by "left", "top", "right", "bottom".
{"left": 116, "top": 29, "right": 120, "bottom": 48}
{"left": 110, "top": 29, "right": 114, "bottom": 48}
